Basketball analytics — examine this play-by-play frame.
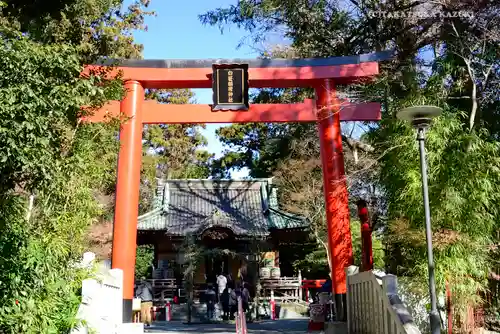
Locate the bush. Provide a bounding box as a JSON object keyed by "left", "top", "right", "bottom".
{"left": 0, "top": 30, "right": 121, "bottom": 333}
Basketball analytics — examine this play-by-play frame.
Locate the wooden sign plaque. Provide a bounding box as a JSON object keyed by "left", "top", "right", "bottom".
{"left": 212, "top": 64, "right": 249, "bottom": 111}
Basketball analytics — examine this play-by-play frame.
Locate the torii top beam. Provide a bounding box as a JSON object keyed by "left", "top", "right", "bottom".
{"left": 84, "top": 51, "right": 392, "bottom": 89}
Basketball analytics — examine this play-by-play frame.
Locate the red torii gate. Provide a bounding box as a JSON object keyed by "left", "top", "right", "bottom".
{"left": 83, "top": 52, "right": 388, "bottom": 322}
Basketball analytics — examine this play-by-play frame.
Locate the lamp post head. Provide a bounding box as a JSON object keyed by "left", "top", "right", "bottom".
{"left": 396, "top": 105, "right": 442, "bottom": 129}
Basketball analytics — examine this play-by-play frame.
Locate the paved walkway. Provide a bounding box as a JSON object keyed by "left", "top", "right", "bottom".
{"left": 145, "top": 319, "right": 309, "bottom": 334}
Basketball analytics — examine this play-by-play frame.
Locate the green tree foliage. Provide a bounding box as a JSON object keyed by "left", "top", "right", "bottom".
{"left": 210, "top": 86, "right": 312, "bottom": 178}
{"left": 0, "top": 30, "right": 124, "bottom": 333}
{"left": 0, "top": 0, "right": 212, "bottom": 331}
{"left": 295, "top": 221, "right": 385, "bottom": 277}
{"left": 139, "top": 88, "right": 213, "bottom": 214}
{"left": 144, "top": 88, "right": 212, "bottom": 180}
{"left": 270, "top": 134, "right": 382, "bottom": 272}
{"left": 143, "top": 121, "right": 211, "bottom": 179}
{"left": 0, "top": 0, "right": 152, "bottom": 332}
{"left": 201, "top": 0, "right": 500, "bottom": 329}
{"left": 0, "top": 31, "right": 119, "bottom": 193}
{"left": 1, "top": 0, "right": 153, "bottom": 60}
{"left": 372, "top": 110, "right": 500, "bottom": 311}
{"left": 135, "top": 245, "right": 154, "bottom": 279}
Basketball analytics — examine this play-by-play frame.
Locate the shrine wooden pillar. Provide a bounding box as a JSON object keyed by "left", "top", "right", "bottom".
{"left": 112, "top": 80, "right": 144, "bottom": 322}
{"left": 315, "top": 79, "right": 353, "bottom": 322}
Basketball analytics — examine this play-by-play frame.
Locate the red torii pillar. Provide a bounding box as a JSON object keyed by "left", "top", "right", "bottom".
{"left": 316, "top": 79, "right": 353, "bottom": 320}
{"left": 83, "top": 52, "right": 387, "bottom": 322}
{"left": 112, "top": 81, "right": 144, "bottom": 318}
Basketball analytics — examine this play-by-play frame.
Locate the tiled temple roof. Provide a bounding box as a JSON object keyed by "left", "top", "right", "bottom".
{"left": 137, "top": 178, "right": 308, "bottom": 237}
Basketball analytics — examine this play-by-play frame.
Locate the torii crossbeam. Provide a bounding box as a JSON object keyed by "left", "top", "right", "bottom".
{"left": 83, "top": 51, "right": 390, "bottom": 322}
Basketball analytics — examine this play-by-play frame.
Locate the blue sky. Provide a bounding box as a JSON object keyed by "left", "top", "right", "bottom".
{"left": 128, "top": 0, "right": 263, "bottom": 177}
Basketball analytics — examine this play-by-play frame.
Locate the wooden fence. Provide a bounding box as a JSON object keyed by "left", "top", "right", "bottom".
{"left": 346, "top": 267, "right": 421, "bottom": 334}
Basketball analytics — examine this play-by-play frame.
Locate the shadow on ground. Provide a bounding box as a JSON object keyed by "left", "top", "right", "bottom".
{"left": 147, "top": 318, "right": 309, "bottom": 333}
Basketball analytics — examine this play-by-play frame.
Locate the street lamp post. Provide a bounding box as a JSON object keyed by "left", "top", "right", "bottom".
{"left": 396, "top": 105, "right": 442, "bottom": 334}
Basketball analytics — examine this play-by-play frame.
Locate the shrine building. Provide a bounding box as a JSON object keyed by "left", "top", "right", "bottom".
{"left": 136, "top": 178, "right": 310, "bottom": 286}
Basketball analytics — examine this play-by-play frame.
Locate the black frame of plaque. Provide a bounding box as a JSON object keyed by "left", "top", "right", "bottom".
{"left": 212, "top": 64, "right": 249, "bottom": 111}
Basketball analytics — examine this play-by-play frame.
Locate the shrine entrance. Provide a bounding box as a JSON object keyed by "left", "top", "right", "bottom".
{"left": 83, "top": 51, "right": 389, "bottom": 322}
{"left": 201, "top": 226, "right": 233, "bottom": 282}
{"left": 204, "top": 254, "right": 229, "bottom": 282}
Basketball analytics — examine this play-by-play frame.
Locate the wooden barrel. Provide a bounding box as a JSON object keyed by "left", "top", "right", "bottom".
{"left": 259, "top": 267, "right": 271, "bottom": 279}
{"left": 270, "top": 267, "right": 281, "bottom": 279}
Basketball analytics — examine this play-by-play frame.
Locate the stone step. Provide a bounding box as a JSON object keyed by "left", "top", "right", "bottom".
{"left": 170, "top": 303, "right": 212, "bottom": 322}
{"left": 167, "top": 302, "right": 308, "bottom": 322}
{"left": 324, "top": 322, "right": 347, "bottom": 334}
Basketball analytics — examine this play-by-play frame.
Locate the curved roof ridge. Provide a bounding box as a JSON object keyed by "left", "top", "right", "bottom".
{"left": 158, "top": 178, "right": 273, "bottom": 182}
{"left": 268, "top": 207, "right": 306, "bottom": 222}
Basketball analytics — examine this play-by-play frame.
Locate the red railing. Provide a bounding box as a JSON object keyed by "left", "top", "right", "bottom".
{"left": 302, "top": 279, "right": 326, "bottom": 289}
{"left": 301, "top": 279, "right": 326, "bottom": 301}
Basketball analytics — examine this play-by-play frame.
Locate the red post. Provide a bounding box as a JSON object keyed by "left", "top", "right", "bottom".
{"left": 315, "top": 79, "right": 353, "bottom": 321}
{"left": 270, "top": 300, "right": 276, "bottom": 320}
{"left": 446, "top": 281, "right": 452, "bottom": 334}
{"left": 270, "top": 290, "right": 276, "bottom": 320}
{"left": 112, "top": 80, "right": 144, "bottom": 322}
{"left": 357, "top": 199, "right": 373, "bottom": 271}
{"left": 166, "top": 301, "right": 172, "bottom": 321}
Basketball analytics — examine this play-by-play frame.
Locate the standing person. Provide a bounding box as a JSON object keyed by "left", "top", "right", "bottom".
{"left": 221, "top": 286, "right": 231, "bottom": 320}
{"left": 238, "top": 263, "right": 248, "bottom": 283}
{"left": 321, "top": 276, "right": 332, "bottom": 293}
{"left": 216, "top": 272, "right": 227, "bottom": 303}
{"left": 135, "top": 277, "right": 154, "bottom": 327}
{"left": 204, "top": 284, "right": 216, "bottom": 321}
{"left": 241, "top": 282, "right": 251, "bottom": 313}
{"left": 228, "top": 282, "right": 239, "bottom": 320}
